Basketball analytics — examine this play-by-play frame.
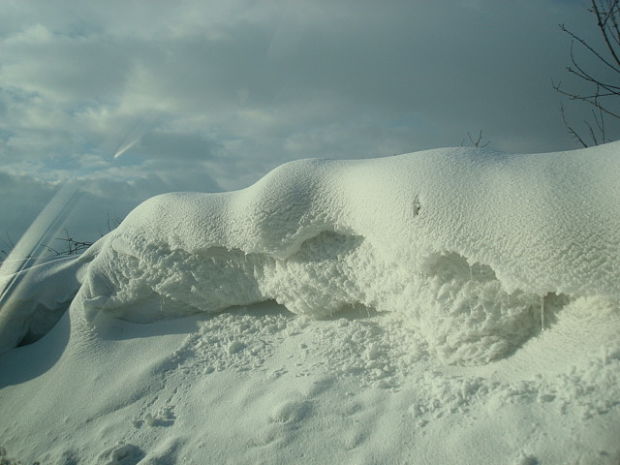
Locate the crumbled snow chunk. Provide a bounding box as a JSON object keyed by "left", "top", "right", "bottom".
{"left": 514, "top": 453, "right": 539, "bottom": 465}
{"left": 269, "top": 400, "right": 312, "bottom": 424}
{"left": 228, "top": 340, "right": 245, "bottom": 354}
{"left": 140, "top": 406, "right": 176, "bottom": 428}
{"left": 365, "top": 344, "right": 380, "bottom": 360}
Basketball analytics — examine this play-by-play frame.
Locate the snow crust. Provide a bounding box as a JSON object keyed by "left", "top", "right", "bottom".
{"left": 74, "top": 143, "right": 620, "bottom": 364}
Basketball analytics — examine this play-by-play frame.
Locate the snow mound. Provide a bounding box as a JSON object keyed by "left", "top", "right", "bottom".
{"left": 58, "top": 143, "right": 620, "bottom": 363}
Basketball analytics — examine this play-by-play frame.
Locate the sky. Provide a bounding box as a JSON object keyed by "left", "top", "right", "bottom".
{"left": 0, "top": 0, "right": 615, "bottom": 245}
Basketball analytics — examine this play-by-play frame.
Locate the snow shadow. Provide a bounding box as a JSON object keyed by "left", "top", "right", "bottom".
{"left": 0, "top": 309, "right": 70, "bottom": 387}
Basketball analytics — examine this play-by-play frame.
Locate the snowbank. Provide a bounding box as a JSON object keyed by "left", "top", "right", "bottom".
{"left": 72, "top": 143, "right": 620, "bottom": 364}
{"left": 1, "top": 143, "right": 620, "bottom": 465}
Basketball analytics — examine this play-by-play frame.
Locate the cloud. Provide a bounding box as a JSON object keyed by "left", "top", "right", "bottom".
{"left": 0, "top": 0, "right": 608, "bottom": 200}
{"left": 0, "top": 165, "right": 221, "bottom": 252}
{"left": 0, "top": 171, "right": 56, "bottom": 248}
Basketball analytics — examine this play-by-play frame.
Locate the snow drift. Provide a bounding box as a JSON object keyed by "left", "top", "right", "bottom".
{"left": 2, "top": 143, "right": 620, "bottom": 465}
{"left": 62, "top": 143, "right": 620, "bottom": 365}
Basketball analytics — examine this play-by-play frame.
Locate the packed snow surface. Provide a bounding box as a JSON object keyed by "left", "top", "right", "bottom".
{"left": 1, "top": 143, "right": 620, "bottom": 464}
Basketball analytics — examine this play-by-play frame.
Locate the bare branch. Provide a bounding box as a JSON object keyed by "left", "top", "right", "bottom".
{"left": 39, "top": 244, "right": 61, "bottom": 256}
{"left": 560, "top": 22, "right": 620, "bottom": 73}
{"left": 610, "top": 2, "right": 620, "bottom": 45}
{"left": 555, "top": 1, "right": 620, "bottom": 146}
{"left": 554, "top": 78, "right": 620, "bottom": 119}
{"left": 561, "top": 104, "right": 590, "bottom": 147}
{"left": 591, "top": 0, "right": 620, "bottom": 67}
{"left": 465, "top": 130, "right": 490, "bottom": 148}
{"left": 567, "top": 91, "right": 618, "bottom": 98}
{"left": 585, "top": 119, "right": 600, "bottom": 144}
{"left": 593, "top": 83, "right": 608, "bottom": 141}
{"left": 567, "top": 41, "right": 620, "bottom": 91}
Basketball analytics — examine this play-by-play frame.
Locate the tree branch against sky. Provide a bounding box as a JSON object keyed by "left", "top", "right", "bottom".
{"left": 555, "top": 0, "right": 620, "bottom": 146}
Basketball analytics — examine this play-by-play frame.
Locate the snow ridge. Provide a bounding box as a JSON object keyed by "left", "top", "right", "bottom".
{"left": 73, "top": 143, "right": 620, "bottom": 364}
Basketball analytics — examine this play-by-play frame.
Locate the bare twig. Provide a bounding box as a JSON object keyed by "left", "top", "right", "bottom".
{"left": 592, "top": 0, "right": 620, "bottom": 67}
{"left": 560, "top": 23, "right": 620, "bottom": 73}
{"left": 464, "top": 129, "right": 490, "bottom": 148}
{"left": 561, "top": 104, "right": 590, "bottom": 147}
{"left": 555, "top": 0, "right": 620, "bottom": 145}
